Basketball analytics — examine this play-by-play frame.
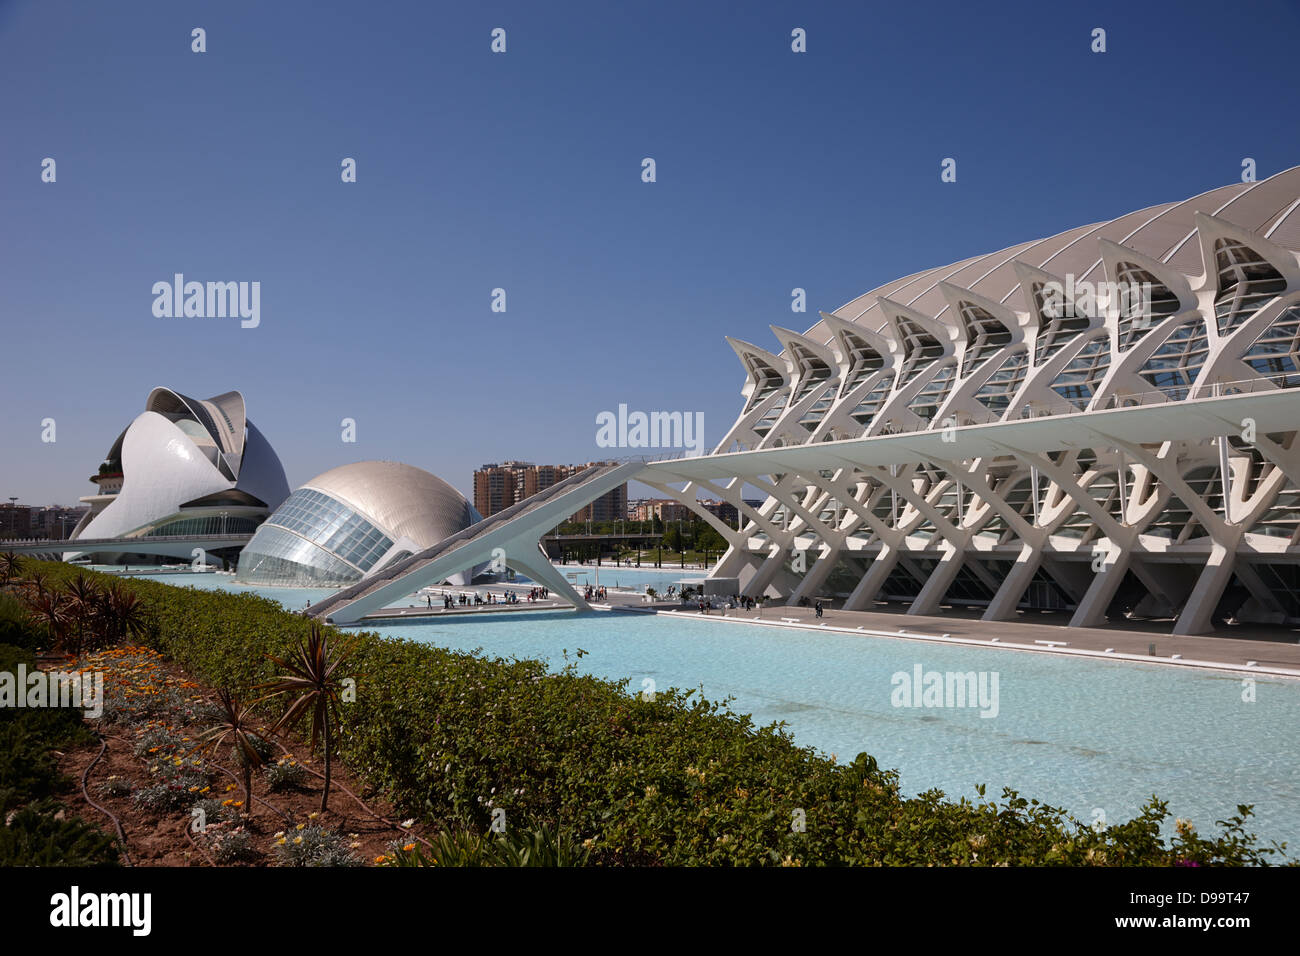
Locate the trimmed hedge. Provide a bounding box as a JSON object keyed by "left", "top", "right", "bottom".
{"left": 12, "top": 561, "right": 1289, "bottom": 866}
{"left": 0, "top": 639, "right": 117, "bottom": 866}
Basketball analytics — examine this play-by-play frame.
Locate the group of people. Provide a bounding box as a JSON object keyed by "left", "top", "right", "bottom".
{"left": 690, "top": 594, "right": 822, "bottom": 617}
{"left": 583, "top": 585, "right": 607, "bottom": 601}
{"left": 427, "top": 590, "right": 524, "bottom": 609}
{"left": 526, "top": 586, "right": 550, "bottom": 602}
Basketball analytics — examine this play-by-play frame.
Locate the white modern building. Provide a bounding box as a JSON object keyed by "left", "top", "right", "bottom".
{"left": 234, "top": 460, "right": 482, "bottom": 587}
{"left": 67, "top": 388, "right": 290, "bottom": 561}
{"left": 638, "top": 166, "right": 1300, "bottom": 635}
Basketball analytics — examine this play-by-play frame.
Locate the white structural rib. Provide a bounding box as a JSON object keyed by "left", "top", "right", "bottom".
{"left": 680, "top": 166, "right": 1300, "bottom": 636}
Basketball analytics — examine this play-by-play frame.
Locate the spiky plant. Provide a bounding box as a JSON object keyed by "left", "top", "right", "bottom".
{"left": 26, "top": 591, "right": 71, "bottom": 654}
{"left": 258, "top": 624, "right": 354, "bottom": 812}
{"left": 21, "top": 569, "right": 47, "bottom": 599}
{"left": 194, "top": 690, "right": 266, "bottom": 819}
{"left": 0, "top": 552, "right": 22, "bottom": 587}
{"left": 62, "top": 573, "right": 102, "bottom": 654}
{"left": 99, "top": 583, "right": 149, "bottom": 646}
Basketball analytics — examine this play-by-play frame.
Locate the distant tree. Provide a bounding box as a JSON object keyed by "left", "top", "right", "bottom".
{"left": 661, "top": 526, "right": 681, "bottom": 552}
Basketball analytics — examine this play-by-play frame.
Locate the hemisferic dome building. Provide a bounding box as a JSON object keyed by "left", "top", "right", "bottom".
{"left": 234, "top": 460, "right": 481, "bottom": 588}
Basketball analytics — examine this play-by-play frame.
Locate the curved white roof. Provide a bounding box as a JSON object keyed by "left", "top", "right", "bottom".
{"left": 301, "top": 460, "right": 480, "bottom": 549}
{"left": 805, "top": 167, "right": 1300, "bottom": 343}
{"left": 71, "top": 387, "right": 289, "bottom": 544}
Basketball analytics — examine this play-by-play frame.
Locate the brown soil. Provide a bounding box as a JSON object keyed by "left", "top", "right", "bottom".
{"left": 54, "top": 647, "right": 430, "bottom": 866}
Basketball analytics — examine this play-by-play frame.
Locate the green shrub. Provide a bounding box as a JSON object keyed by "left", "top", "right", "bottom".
{"left": 388, "top": 825, "right": 590, "bottom": 867}
{"left": 0, "top": 799, "right": 119, "bottom": 867}
{"left": 0, "top": 644, "right": 92, "bottom": 754}
{"left": 133, "top": 727, "right": 183, "bottom": 758}
{"left": 0, "top": 593, "right": 40, "bottom": 651}
{"left": 190, "top": 796, "right": 239, "bottom": 828}
{"left": 0, "top": 724, "right": 67, "bottom": 814}
{"left": 265, "top": 756, "right": 308, "bottom": 792}
{"left": 14, "top": 560, "right": 1288, "bottom": 867}
{"left": 132, "top": 780, "right": 200, "bottom": 815}
{"left": 272, "top": 825, "right": 361, "bottom": 867}
{"left": 200, "top": 822, "right": 259, "bottom": 864}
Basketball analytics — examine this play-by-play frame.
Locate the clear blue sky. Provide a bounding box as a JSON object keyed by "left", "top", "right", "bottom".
{"left": 3, "top": 0, "right": 1299, "bottom": 505}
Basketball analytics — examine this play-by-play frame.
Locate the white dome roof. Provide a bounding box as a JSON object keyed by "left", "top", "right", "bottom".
{"left": 300, "top": 460, "right": 479, "bottom": 550}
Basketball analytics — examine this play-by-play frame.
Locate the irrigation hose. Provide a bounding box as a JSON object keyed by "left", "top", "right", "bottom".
{"left": 80, "top": 733, "right": 132, "bottom": 866}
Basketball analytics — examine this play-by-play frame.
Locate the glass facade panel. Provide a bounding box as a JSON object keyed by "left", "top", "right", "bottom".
{"left": 838, "top": 334, "right": 885, "bottom": 397}
{"left": 1242, "top": 305, "right": 1300, "bottom": 383}
{"left": 1139, "top": 319, "right": 1209, "bottom": 397}
{"left": 140, "top": 515, "right": 261, "bottom": 537}
{"left": 235, "top": 524, "right": 364, "bottom": 586}
{"left": 1213, "top": 238, "right": 1287, "bottom": 335}
{"left": 1115, "top": 263, "right": 1181, "bottom": 351}
{"left": 797, "top": 383, "right": 837, "bottom": 431}
{"left": 909, "top": 363, "right": 955, "bottom": 423}
{"left": 235, "top": 488, "right": 396, "bottom": 585}
{"left": 1032, "top": 281, "right": 1092, "bottom": 366}
{"left": 958, "top": 303, "right": 1013, "bottom": 376}
{"left": 974, "top": 350, "right": 1029, "bottom": 414}
{"left": 1050, "top": 338, "right": 1111, "bottom": 408}
{"left": 263, "top": 488, "right": 394, "bottom": 572}
{"left": 896, "top": 317, "right": 945, "bottom": 385}
{"left": 849, "top": 374, "right": 894, "bottom": 427}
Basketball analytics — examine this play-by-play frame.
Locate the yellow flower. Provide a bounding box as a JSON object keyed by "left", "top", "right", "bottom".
{"left": 293, "top": 836, "right": 303, "bottom": 845}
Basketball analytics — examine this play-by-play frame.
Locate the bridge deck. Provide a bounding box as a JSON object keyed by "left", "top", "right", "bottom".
{"left": 1, "top": 533, "right": 253, "bottom": 554}
{"left": 306, "top": 463, "right": 635, "bottom": 621}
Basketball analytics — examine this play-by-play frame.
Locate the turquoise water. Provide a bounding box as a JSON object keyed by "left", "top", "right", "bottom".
{"left": 108, "top": 569, "right": 336, "bottom": 611}
{"left": 545, "top": 565, "right": 706, "bottom": 593}
{"left": 126, "top": 571, "right": 1300, "bottom": 848}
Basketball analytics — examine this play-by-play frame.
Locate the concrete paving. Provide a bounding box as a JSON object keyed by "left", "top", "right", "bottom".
{"left": 349, "top": 578, "right": 1300, "bottom": 677}
{"left": 647, "top": 602, "right": 1300, "bottom": 677}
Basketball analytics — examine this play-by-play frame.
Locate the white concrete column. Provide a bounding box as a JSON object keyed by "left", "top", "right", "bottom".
{"left": 842, "top": 543, "right": 902, "bottom": 611}
{"left": 741, "top": 544, "right": 791, "bottom": 599}
{"left": 907, "top": 540, "right": 967, "bottom": 616}
{"left": 1172, "top": 543, "right": 1236, "bottom": 636}
{"left": 982, "top": 542, "right": 1043, "bottom": 622}
{"left": 789, "top": 545, "right": 840, "bottom": 605}
{"left": 1068, "top": 543, "right": 1133, "bottom": 628}
{"left": 507, "top": 553, "right": 592, "bottom": 610}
